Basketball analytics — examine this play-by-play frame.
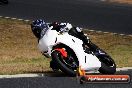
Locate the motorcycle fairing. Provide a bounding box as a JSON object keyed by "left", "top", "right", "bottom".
{"left": 38, "top": 29, "right": 101, "bottom": 72}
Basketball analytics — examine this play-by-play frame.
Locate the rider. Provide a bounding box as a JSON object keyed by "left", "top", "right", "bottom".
{"left": 49, "top": 21, "right": 98, "bottom": 51}
{"left": 31, "top": 19, "right": 98, "bottom": 71}
{"left": 31, "top": 19, "right": 88, "bottom": 44}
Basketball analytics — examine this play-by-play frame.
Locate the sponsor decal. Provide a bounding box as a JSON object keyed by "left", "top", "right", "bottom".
{"left": 79, "top": 75, "right": 130, "bottom": 83}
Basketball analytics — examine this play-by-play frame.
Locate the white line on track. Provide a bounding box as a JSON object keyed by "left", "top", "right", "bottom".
{"left": 11, "top": 18, "right": 17, "bottom": 20}
{"left": 0, "top": 16, "right": 132, "bottom": 37}
{"left": 4, "top": 17, "right": 10, "bottom": 19}
{"left": 18, "top": 19, "right": 23, "bottom": 21}
{"left": 116, "top": 67, "right": 132, "bottom": 71}
{"left": 24, "top": 20, "right": 30, "bottom": 22}
{"left": 0, "top": 74, "right": 45, "bottom": 79}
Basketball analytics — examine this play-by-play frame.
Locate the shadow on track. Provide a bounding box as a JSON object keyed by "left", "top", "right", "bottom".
{"left": 23, "top": 70, "right": 70, "bottom": 77}
{"left": 23, "top": 69, "right": 132, "bottom": 77}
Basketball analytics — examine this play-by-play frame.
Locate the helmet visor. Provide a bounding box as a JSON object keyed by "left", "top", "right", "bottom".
{"left": 40, "top": 23, "right": 49, "bottom": 39}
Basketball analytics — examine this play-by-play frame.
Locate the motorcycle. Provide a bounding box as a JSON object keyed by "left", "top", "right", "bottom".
{"left": 37, "top": 25, "right": 116, "bottom": 76}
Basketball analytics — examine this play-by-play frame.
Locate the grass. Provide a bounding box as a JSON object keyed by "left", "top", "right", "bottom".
{"left": 0, "top": 18, "right": 50, "bottom": 74}
{"left": 0, "top": 18, "right": 132, "bottom": 74}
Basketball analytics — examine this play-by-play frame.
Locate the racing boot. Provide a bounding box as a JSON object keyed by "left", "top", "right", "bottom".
{"left": 81, "top": 33, "right": 98, "bottom": 52}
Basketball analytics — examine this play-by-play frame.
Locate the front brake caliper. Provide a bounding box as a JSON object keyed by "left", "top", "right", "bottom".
{"left": 55, "top": 48, "right": 67, "bottom": 58}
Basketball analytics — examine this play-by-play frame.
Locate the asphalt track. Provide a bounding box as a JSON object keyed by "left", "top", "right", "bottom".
{"left": 0, "top": 0, "right": 132, "bottom": 34}
{"left": 0, "top": 70, "right": 132, "bottom": 88}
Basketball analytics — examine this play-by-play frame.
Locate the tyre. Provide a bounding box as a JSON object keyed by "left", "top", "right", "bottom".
{"left": 51, "top": 50, "right": 78, "bottom": 76}
{"left": 98, "top": 55, "right": 116, "bottom": 74}
{"left": 50, "top": 60, "right": 59, "bottom": 72}
{"left": 79, "top": 76, "right": 87, "bottom": 84}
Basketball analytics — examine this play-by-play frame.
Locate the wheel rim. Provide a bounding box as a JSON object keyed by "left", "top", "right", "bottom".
{"left": 58, "top": 52, "right": 78, "bottom": 70}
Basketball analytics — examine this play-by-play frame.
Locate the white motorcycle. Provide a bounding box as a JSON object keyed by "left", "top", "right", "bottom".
{"left": 37, "top": 24, "right": 116, "bottom": 76}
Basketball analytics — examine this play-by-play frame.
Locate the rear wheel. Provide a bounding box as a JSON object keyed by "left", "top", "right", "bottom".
{"left": 98, "top": 55, "right": 116, "bottom": 74}
{"left": 51, "top": 50, "right": 78, "bottom": 76}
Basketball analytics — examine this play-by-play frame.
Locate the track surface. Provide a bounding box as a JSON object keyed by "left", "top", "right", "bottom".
{"left": 0, "top": 70, "right": 132, "bottom": 88}
{"left": 0, "top": 0, "right": 132, "bottom": 34}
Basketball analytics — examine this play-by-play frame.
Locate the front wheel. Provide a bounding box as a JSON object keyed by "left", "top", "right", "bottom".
{"left": 51, "top": 50, "right": 78, "bottom": 76}
{"left": 98, "top": 55, "right": 116, "bottom": 74}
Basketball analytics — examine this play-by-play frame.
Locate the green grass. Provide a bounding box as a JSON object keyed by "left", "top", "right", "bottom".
{"left": 0, "top": 18, "right": 132, "bottom": 74}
